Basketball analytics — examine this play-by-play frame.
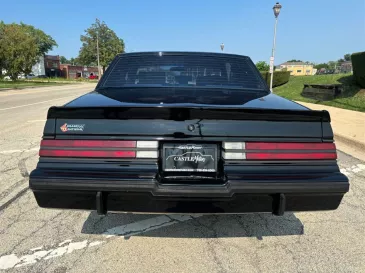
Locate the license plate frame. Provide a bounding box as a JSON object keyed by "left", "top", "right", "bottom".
{"left": 162, "top": 143, "right": 218, "bottom": 173}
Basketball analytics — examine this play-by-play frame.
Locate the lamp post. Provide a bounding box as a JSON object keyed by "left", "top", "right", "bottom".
{"left": 220, "top": 43, "right": 224, "bottom": 52}
{"left": 269, "top": 2, "right": 282, "bottom": 92}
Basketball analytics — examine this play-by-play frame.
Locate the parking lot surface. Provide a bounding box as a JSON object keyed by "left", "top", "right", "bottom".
{"left": 0, "top": 85, "right": 364, "bottom": 273}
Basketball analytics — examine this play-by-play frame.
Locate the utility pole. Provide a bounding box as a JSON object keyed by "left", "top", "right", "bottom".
{"left": 96, "top": 19, "right": 101, "bottom": 79}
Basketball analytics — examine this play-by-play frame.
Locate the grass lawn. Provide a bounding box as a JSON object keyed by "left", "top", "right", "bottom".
{"left": 0, "top": 79, "right": 82, "bottom": 89}
{"left": 274, "top": 74, "right": 365, "bottom": 112}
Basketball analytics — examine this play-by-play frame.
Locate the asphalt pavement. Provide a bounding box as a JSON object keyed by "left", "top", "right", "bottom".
{"left": 0, "top": 85, "right": 365, "bottom": 273}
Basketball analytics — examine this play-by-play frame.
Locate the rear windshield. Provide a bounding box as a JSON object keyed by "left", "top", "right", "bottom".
{"left": 100, "top": 53, "right": 267, "bottom": 91}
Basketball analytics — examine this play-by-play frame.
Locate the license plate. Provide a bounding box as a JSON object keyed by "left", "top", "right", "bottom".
{"left": 162, "top": 143, "right": 217, "bottom": 172}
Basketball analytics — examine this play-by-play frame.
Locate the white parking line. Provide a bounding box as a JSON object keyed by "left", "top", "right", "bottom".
{"left": 0, "top": 96, "right": 74, "bottom": 111}
{"left": 0, "top": 214, "right": 199, "bottom": 270}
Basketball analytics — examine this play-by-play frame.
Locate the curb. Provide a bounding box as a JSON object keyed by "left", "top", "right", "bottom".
{"left": 334, "top": 133, "right": 365, "bottom": 151}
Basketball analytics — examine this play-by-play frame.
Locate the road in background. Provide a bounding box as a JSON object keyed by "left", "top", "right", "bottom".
{"left": 0, "top": 84, "right": 96, "bottom": 210}
{"left": 0, "top": 85, "right": 364, "bottom": 272}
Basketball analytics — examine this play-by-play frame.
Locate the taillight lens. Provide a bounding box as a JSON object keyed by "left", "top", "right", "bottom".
{"left": 39, "top": 140, "right": 158, "bottom": 158}
{"left": 39, "top": 150, "right": 136, "bottom": 158}
{"left": 223, "top": 142, "right": 337, "bottom": 160}
{"left": 246, "top": 142, "right": 336, "bottom": 150}
{"left": 41, "top": 140, "right": 136, "bottom": 148}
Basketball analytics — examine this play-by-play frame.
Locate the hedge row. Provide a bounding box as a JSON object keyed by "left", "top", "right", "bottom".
{"left": 351, "top": 51, "right": 365, "bottom": 88}
{"left": 260, "top": 71, "right": 291, "bottom": 88}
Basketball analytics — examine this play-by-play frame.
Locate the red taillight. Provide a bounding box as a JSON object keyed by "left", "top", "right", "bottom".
{"left": 39, "top": 140, "right": 158, "bottom": 158}
{"left": 246, "top": 142, "right": 336, "bottom": 150}
{"left": 223, "top": 141, "right": 337, "bottom": 161}
{"left": 246, "top": 152, "right": 337, "bottom": 160}
{"left": 41, "top": 140, "right": 136, "bottom": 148}
{"left": 39, "top": 150, "right": 136, "bottom": 158}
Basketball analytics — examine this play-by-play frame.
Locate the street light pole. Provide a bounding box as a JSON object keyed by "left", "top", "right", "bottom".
{"left": 269, "top": 2, "right": 282, "bottom": 92}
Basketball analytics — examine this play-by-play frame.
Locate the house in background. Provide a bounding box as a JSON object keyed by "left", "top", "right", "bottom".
{"left": 278, "top": 62, "right": 314, "bottom": 76}
{"left": 340, "top": 61, "right": 353, "bottom": 73}
{"left": 60, "top": 64, "right": 99, "bottom": 79}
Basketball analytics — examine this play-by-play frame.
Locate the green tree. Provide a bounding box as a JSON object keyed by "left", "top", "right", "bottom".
{"left": 344, "top": 54, "right": 351, "bottom": 61}
{"left": 287, "top": 59, "right": 303, "bottom": 62}
{"left": 60, "top": 56, "right": 79, "bottom": 64}
{"left": 0, "top": 21, "right": 5, "bottom": 79}
{"left": 60, "top": 56, "right": 69, "bottom": 64}
{"left": 327, "top": 61, "right": 337, "bottom": 70}
{"left": 0, "top": 22, "right": 57, "bottom": 80}
{"left": 255, "top": 61, "right": 270, "bottom": 71}
{"left": 69, "top": 57, "right": 83, "bottom": 65}
{"left": 20, "top": 23, "right": 57, "bottom": 57}
{"left": 0, "top": 23, "right": 38, "bottom": 80}
{"left": 78, "top": 19, "right": 125, "bottom": 72}
{"left": 314, "top": 63, "right": 329, "bottom": 70}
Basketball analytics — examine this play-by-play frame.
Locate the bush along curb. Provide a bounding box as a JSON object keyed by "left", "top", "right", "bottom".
{"left": 260, "top": 71, "right": 291, "bottom": 88}
{"left": 351, "top": 51, "right": 365, "bottom": 88}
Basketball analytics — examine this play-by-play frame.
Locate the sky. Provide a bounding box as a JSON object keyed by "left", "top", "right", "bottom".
{"left": 2, "top": 0, "right": 365, "bottom": 65}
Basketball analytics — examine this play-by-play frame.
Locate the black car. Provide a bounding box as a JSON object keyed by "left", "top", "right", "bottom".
{"left": 29, "top": 52, "right": 349, "bottom": 215}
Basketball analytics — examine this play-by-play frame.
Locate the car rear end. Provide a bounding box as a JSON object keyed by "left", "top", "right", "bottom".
{"left": 29, "top": 52, "right": 349, "bottom": 215}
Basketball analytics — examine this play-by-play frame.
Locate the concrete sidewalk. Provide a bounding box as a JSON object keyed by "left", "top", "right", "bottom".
{"left": 297, "top": 101, "right": 365, "bottom": 161}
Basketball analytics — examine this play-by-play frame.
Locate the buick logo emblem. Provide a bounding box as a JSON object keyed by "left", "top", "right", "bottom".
{"left": 187, "top": 124, "right": 195, "bottom": 131}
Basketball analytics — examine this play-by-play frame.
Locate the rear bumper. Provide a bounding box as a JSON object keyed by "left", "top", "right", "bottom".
{"left": 29, "top": 169, "right": 349, "bottom": 215}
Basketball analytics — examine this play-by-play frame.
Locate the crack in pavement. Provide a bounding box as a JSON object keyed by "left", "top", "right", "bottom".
{"left": 0, "top": 153, "right": 34, "bottom": 210}
{"left": 0, "top": 214, "right": 201, "bottom": 270}
{"left": 0, "top": 186, "right": 29, "bottom": 211}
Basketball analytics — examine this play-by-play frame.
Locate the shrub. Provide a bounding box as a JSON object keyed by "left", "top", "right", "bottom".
{"left": 260, "top": 71, "right": 291, "bottom": 88}
{"left": 351, "top": 51, "right": 365, "bottom": 88}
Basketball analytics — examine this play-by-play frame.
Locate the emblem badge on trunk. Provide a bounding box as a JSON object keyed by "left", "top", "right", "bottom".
{"left": 60, "top": 123, "right": 85, "bottom": 132}
{"left": 60, "top": 123, "right": 68, "bottom": 132}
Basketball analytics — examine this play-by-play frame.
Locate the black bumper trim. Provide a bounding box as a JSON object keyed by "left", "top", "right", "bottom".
{"left": 29, "top": 170, "right": 349, "bottom": 214}
{"left": 30, "top": 177, "right": 349, "bottom": 198}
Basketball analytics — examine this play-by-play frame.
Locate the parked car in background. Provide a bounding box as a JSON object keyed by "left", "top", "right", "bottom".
{"left": 30, "top": 51, "right": 349, "bottom": 216}
{"left": 26, "top": 74, "right": 37, "bottom": 79}
{"left": 88, "top": 73, "right": 98, "bottom": 80}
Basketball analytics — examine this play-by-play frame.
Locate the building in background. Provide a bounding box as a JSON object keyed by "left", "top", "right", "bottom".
{"left": 31, "top": 55, "right": 61, "bottom": 77}
{"left": 278, "top": 62, "right": 314, "bottom": 76}
{"left": 339, "top": 61, "right": 353, "bottom": 74}
{"left": 44, "top": 55, "right": 61, "bottom": 77}
{"left": 60, "top": 64, "right": 99, "bottom": 79}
